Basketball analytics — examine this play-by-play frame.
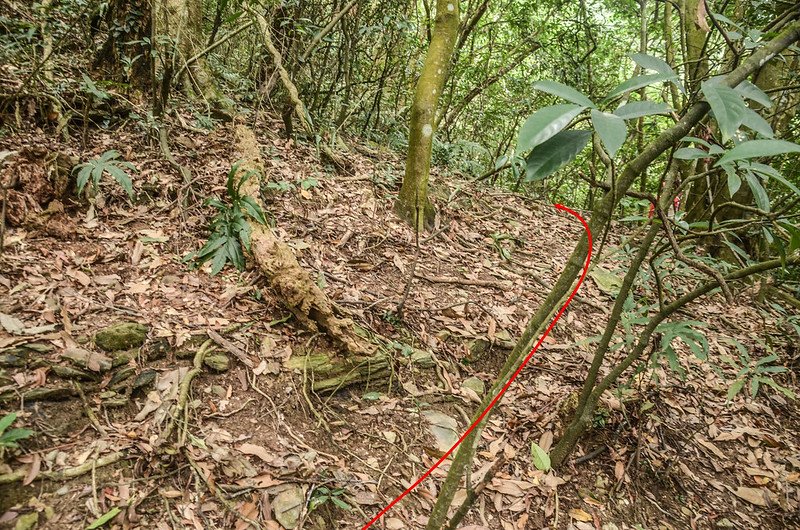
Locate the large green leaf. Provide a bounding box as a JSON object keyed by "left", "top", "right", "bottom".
{"left": 525, "top": 130, "right": 591, "bottom": 181}
{"left": 613, "top": 101, "right": 673, "bottom": 120}
{"left": 606, "top": 72, "right": 678, "bottom": 100}
{"left": 735, "top": 80, "right": 772, "bottom": 108}
{"left": 744, "top": 171, "right": 770, "bottom": 212}
{"left": 591, "top": 110, "right": 627, "bottom": 158}
{"left": 750, "top": 162, "right": 800, "bottom": 196}
{"left": 0, "top": 413, "right": 16, "bottom": 434}
{"left": 715, "top": 139, "right": 800, "bottom": 166}
{"left": 532, "top": 80, "right": 595, "bottom": 108}
{"left": 740, "top": 108, "right": 774, "bottom": 138}
{"left": 701, "top": 81, "right": 747, "bottom": 143}
{"left": 631, "top": 52, "right": 677, "bottom": 77}
{"left": 516, "top": 104, "right": 585, "bottom": 154}
{"left": 530, "top": 442, "right": 551, "bottom": 471}
{"left": 723, "top": 165, "right": 742, "bottom": 196}
{"left": 674, "top": 147, "right": 709, "bottom": 160}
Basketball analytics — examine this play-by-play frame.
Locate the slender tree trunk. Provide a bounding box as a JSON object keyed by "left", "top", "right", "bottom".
{"left": 395, "top": 0, "right": 460, "bottom": 231}
{"left": 425, "top": 22, "right": 800, "bottom": 526}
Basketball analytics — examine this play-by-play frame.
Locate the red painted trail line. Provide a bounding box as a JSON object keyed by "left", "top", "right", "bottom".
{"left": 362, "top": 204, "right": 592, "bottom": 530}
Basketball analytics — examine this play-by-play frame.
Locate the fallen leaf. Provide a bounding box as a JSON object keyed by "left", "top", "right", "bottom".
{"left": 734, "top": 486, "right": 769, "bottom": 507}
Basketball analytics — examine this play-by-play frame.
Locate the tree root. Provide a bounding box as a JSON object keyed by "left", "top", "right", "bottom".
{"left": 0, "top": 451, "right": 125, "bottom": 485}
{"left": 158, "top": 339, "right": 213, "bottom": 446}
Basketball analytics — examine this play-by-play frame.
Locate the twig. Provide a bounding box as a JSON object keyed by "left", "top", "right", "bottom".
{"left": 175, "top": 21, "right": 256, "bottom": 80}
{"left": 655, "top": 205, "right": 733, "bottom": 303}
{"left": 395, "top": 237, "right": 421, "bottom": 318}
{"left": 250, "top": 9, "right": 314, "bottom": 133}
{"left": 509, "top": 259, "right": 607, "bottom": 312}
{"left": 574, "top": 445, "right": 607, "bottom": 464}
{"left": 73, "top": 382, "right": 107, "bottom": 436}
{"left": 0, "top": 452, "right": 125, "bottom": 485}
{"left": 207, "top": 329, "right": 254, "bottom": 368}
{"left": 299, "top": 0, "right": 360, "bottom": 63}
{"left": 158, "top": 126, "right": 192, "bottom": 185}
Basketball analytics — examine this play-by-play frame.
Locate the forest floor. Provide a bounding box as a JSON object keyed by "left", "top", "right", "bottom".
{"left": 0, "top": 114, "right": 798, "bottom": 530}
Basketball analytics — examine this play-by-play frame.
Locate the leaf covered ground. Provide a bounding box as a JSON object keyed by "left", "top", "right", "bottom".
{"left": 0, "top": 117, "right": 798, "bottom": 530}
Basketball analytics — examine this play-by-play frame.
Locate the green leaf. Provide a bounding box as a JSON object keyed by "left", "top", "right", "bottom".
{"left": 591, "top": 110, "right": 627, "bottom": 158}
{"left": 516, "top": 104, "right": 585, "bottom": 154}
{"left": 726, "top": 379, "right": 745, "bottom": 401}
{"left": 76, "top": 165, "right": 92, "bottom": 194}
{"left": 761, "top": 169, "right": 800, "bottom": 197}
{"left": 744, "top": 171, "right": 770, "bottom": 212}
{"left": 240, "top": 196, "right": 267, "bottom": 225}
{"left": 330, "top": 496, "right": 352, "bottom": 511}
{"left": 734, "top": 80, "right": 772, "bottom": 108}
{"left": 631, "top": 52, "right": 677, "bottom": 77}
{"left": 0, "top": 413, "right": 16, "bottom": 434}
{"left": 740, "top": 108, "right": 774, "bottom": 138}
{"left": 86, "top": 507, "right": 121, "bottom": 529}
{"left": 750, "top": 377, "right": 760, "bottom": 397}
{"left": 0, "top": 428, "right": 34, "bottom": 444}
{"left": 715, "top": 139, "right": 800, "bottom": 166}
{"left": 606, "top": 72, "right": 678, "bottom": 100}
{"left": 613, "top": 101, "right": 673, "bottom": 120}
{"left": 530, "top": 442, "right": 551, "bottom": 471}
{"left": 525, "top": 130, "right": 591, "bottom": 181}
{"left": 725, "top": 167, "right": 742, "bottom": 196}
{"left": 106, "top": 165, "right": 134, "bottom": 199}
{"left": 532, "top": 80, "right": 595, "bottom": 108}
{"left": 682, "top": 136, "right": 713, "bottom": 149}
{"left": 210, "top": 248, "right": 228, "bottom": 275}
{"left": 674, "top": 147, "right": 709, "bottom": 160}
{"left": 701, "top": 81, "right": 747, "bottom": 143}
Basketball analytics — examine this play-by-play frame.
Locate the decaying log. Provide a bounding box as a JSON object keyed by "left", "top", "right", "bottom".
{"left": 234, "top": 124, "right": 373, "bottom": 356}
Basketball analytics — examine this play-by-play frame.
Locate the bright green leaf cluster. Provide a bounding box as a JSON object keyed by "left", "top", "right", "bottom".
{"left": 184, "top": 162, "right": 268, "bottom": 276}
{"left": 73, "top": 150, "right": 137, "bottom": 200}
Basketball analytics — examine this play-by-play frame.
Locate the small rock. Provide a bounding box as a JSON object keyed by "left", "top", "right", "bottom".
{"left": 94, "top": 322, "right": 148, "bottom": 352}
{"left": 0, "top": 353, "right": 25, "bottom": 368}
{"left": 132, "top": 369, "right": 157, "bottom": 391}
{"left": 112, "top": 350, "right": 134, "bottom": 368}
{"left": 273, "top": 485, "right": 305, "bottom": 529}
{"left": 462, "top": 376, "right": 485, "bottom": 395}
{"left": 61, "top": 347, "right": 112, "bottom": 372}
{"left": 51, "top": 365, "right": 94, "bottom": 381}
{"left": 204, "top": 354, "right": 229, "bottom": 372}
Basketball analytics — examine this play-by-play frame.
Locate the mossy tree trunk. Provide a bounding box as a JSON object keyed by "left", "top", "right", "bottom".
{"left": 394, "top": 0, "right": 460, "bottom": 231}
{"left": 153, "top": 0, "right": 220, "bottom": 105}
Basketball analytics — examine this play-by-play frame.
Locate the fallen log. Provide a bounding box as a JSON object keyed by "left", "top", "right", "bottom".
{"left": 234, "top": 124, "right": 373, "bottom": 356}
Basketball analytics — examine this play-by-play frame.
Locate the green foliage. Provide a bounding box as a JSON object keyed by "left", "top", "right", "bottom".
{"left": 525, "top": 130, "right": 591, "bottom": 181}
{"left": 654, "top": 321, "right": 709, "bottom": 378}
{"left": 309, "top": 486, "right": 352, "bottom": 512}
{"left": 184, "top": 162, "right": 267, "bottom": 276}
{"left": 590, "top": 110, "right": 626, "bottom": 158}
{"left": 0, "top": 413, "right": 34, "bottom": 456}
{"left": 516, "top": 104, "right": 585, "bottom": 155}
{"left": 73, "top": 150, "right": 137, "bottom": 200}
{"left": 530, "top": 442, "right": 551, "bottom": 471}
{"left": 721, "top": 339, "right": 796, "bottom": 401}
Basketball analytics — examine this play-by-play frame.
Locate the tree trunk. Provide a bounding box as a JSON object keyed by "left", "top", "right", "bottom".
{"left": 153, "top": 0, "right": 220, "bottom": 102}
{"left": 394, "top": 0, "right": 460, "bottom": 231}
